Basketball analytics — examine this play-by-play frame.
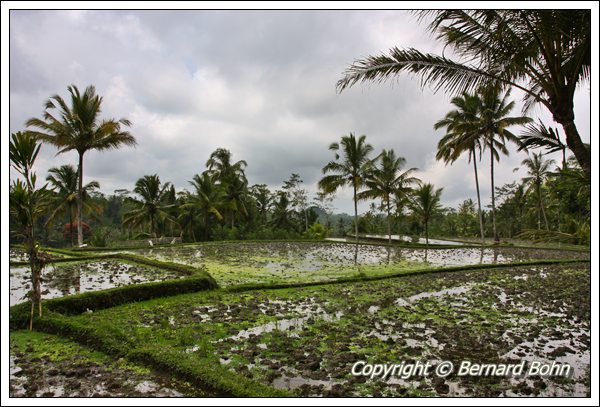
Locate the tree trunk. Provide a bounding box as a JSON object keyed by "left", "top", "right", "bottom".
{"left": 490, "top": 148, "right": 499, "bottom": 243}
{"left": 353, "top": 183, "right": 358, "bottom": 265}
{"left": 28, "top": 241, "right": 43, "bottom": 329}
{"left": 540, "top": 190, "right": 550, "bottom": 231}
{"left": 304, "top": 209, "right": 309, "bottom": 232}
{"left": 386, "top": 198, "right": 392, "bottom": 247}
{"left": 425, "top": 218, "right": 429, "bottom": 246}
{"left": 536, "top": 183, "right": 542, "bottom": 230}
{"left": 560, "top": 120, "right": 590, "bottom": 180}
{"left": 472, "top": 152, "right": 485, "bottom": 244}
{"left": 69, "top": 206, "right": 74, "bottom": 247}
{"left": 77, "top": 152, "right": 84, "bottom": 246}
{"left": 191, "top": 217, "right": 196, "bottom": 242}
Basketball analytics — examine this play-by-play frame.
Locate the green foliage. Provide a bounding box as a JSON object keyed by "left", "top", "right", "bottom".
{"left": 26, "top": 84, "right": 136, "bottom": 246}
{"left": 303, "top": 222, "right": 327, "bottom": 240}
{"left": 123, "top": 174, "right": 176, "bottom": 237}
{"left": 11, "top": 275, "right": 217, "bottom": 320}
{"left": 336, "top": 10, "right": 591, "bottom": 178}
{"left": 90, "top": 226, "right": 111, "bottom": 247}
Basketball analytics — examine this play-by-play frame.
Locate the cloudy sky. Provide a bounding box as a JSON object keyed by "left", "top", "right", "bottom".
{"left": 6, "top": 8, "right": 591, "bottom": 215}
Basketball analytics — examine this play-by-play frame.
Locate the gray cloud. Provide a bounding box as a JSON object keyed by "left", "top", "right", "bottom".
{"left": 8, "top": 9, "right": 590, "bottom": 214}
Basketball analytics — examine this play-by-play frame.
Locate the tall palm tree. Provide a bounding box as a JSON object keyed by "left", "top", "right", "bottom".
{"left": 476, "top": 87, "right": 531, "bottom": 242}
{"left": 521, "top": 153, "right": 556, "bottom": 230}
{"left": 26, "top": 85, "right": 136, "bottom": 246}
{"left": 183, "top": 172, "right": 226, "bottom": 240}
{"left": 206, "top": 148, "right": 248, "bottom": 228}
{"left": 336, "top": 10, "right": 591, "bottom": 180}
{"left": 357, "top": 149, "right": 419, "bottom": 246}
{"left": 271, "top": 190, "right": 295, "bottom": 231}
{"left": 409, "top": 183, "right": 443, "bottom": 246}
{"left": 318, "top": 133, "right": 373, "bottom": 263}
{"left": 434, "top": 93, "right": 486, "bottom": 243}
{"left": 123, "top": 174, "right": 174, "bottom": 237}
{"left": 250, "top": 184, "right": 273, "bottom": 226}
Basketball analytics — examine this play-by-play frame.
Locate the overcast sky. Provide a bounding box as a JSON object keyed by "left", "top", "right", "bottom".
{"left": 7, "top": 8, "right": 592, "bottom": 215}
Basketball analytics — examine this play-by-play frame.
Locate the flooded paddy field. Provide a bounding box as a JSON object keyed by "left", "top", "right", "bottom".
{"left": 9, "top": 330, "right": 212, "bottom": 397}
{"left": 68, "top": 262, "right": 590, "bottom": 397}
{"left": 9, "top": 259, "right": 186, "bottom": 306}
{"left": 125, "top": 242, "right": 589, "bottom": 286}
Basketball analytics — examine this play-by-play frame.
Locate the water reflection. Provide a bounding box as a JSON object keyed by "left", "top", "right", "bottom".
{"left": 10, "top": 261, "right": 183, "bottom": 306}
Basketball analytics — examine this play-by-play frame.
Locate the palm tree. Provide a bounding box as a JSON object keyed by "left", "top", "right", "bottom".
{"left": 409, "top": 183, "right": 443, "bottom": 246}
{"left": 336, "top": 10, "right": 591, "bottom": 180}
{"left": 434, "top": 93, "right": 486, "bottom": 243}
{"left": 206, "top": 148, "right": 249, "bottom": 228}
{"left": 45, "top": 165, "right": 100, "bottom": 246}
{"left": 477, "top": 87, "right": 531, "bottom": 242}
{"left": 123, "top": 174, "right": 174, "bottom": 237}
{"left": 357, "top": 149, "right": 419, "bottom": 246}
{"left": 182, "top": 172, "right": 226, "bottom": 240}
{"left": 318, "top": 133, "right": 373, "bottom": 263}
{"left": 26, "top": 85, "right": 136, "bottom": 246}
{"left": 271, "top": 190, "right": 295, "bottom": 231}
{"left": 521, "top": 153, "right": 556, "bottom": 230}
{"left": 250, "top": 184, "right": 273, "bottom": 226}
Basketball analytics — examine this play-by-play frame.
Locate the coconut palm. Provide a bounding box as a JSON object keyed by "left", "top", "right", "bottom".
{"left": 206, "top": 148, "right": 249, "bottom": 228}
{"left": 182, "top": 172, "right": 226, "bottom": 240}
{"left": 357, "top": 149, "right": 419, "bottom": 246}
{"left": 45, "top": 165, "right": 100, "bottom": 246}
{"left": 270, "top": 190, "right": 295, "bottom": 231}
{"left": 250, "top": 184, "right": 273, "bottom": 226}
{"left": 409, "top": 183, "right": 443, "bottom": 246}
{"left": 26, "top": 85, "right": 136, "bottom": 246}
{"left": 123, "top": 174, "right": 174, "bottom": 237}
{"left": 521, "top": 153, "right": 556, "bottom": 230}
{"left": 434, "top": 93, "right": 486, "bottom": 243}
{"left": 477, "top": 87, "right": 531, "bottom": 243}
{"left": 319, "top": 133, "right": 373, "bottom": 263}
{"left": 336, "top": 10, "right": 591, "bottom": 180}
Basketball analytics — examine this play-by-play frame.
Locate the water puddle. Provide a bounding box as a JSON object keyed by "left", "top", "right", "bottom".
{"left": 221, "top": 309, "right": 344, "bottom": 342}
{"left": 9, "top": 260, "right": 184, "bottom": 305}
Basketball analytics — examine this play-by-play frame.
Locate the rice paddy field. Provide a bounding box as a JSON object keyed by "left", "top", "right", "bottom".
{"left": 8, "top": 241, "right": 591, "bottom": 398}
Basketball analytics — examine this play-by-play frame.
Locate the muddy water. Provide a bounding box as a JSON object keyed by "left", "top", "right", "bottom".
{"left": 129, "top": 242, "right": 589, "bottom": 274}
{"left": 9, "top": 260, "right": 184, "bottom": 306}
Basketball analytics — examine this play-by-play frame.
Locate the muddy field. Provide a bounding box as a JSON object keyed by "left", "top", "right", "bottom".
{"left": 63, "top": 262, "right": 590, "bottom": 397}
{"left": 9, "top": 331, "right": 211, "bottom": 397}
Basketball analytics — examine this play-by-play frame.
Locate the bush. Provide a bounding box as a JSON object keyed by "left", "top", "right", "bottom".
{"left": 303, "top": 222, "right": 327, "bottom": 239}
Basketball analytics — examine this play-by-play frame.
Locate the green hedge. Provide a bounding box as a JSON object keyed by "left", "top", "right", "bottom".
{"left": 10, "top": 275, "right": 218, "bottom": 325}
{"left": 52, "top": 276, "right": 216, "bottom": 316}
